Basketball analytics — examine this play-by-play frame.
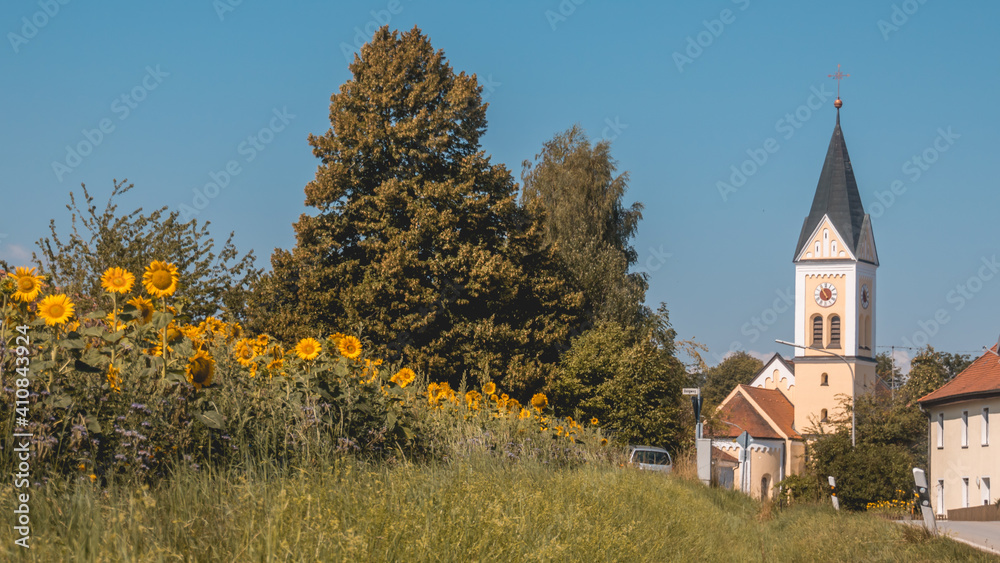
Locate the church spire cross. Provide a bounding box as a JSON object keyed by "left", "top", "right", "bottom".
{"left": 828, "top": 64, "right": 849, "bottom": 109}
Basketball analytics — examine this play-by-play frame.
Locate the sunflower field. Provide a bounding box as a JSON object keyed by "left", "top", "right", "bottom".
{"left": 0, "top": 262, "right": 612, "bottom": 486}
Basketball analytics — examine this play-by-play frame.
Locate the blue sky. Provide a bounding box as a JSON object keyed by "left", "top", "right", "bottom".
{"left": 3, "top": 0, "right": 999, "bottom": 372}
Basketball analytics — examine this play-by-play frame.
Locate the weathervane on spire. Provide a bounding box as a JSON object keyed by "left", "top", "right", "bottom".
{"left": 829, "top": 64, "right": 849, "bottom": 109}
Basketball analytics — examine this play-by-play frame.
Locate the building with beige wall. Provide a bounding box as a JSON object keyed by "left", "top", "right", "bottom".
{"left": 919, "top": 345, "right": 1000, "bottom": 515}
{"left": 713, "top": 100, "right": 883, "bottom": 499}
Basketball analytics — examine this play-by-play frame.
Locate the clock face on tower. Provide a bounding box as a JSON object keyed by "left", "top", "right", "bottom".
{"left": 861, "top": 284, "right": 870, "bottom": 309}
{"left": 814, "top": 282, "right": 837, "bottom": 307}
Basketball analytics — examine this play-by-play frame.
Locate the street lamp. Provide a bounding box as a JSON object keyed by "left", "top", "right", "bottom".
{"left": 775, "top": 339, "right": 857, "bottom": 447}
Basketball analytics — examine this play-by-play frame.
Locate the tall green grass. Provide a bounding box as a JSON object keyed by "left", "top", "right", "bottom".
{"left": 1, "top": 454, "right": 992, "bottom": 562}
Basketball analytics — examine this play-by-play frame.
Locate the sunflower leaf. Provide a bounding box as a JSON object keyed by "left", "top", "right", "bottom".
{"left": 58, "top": 337, "right": 87, "bottom": 350}
{"left": 101, "top": 331, "right": 125, "bottom": 344}
{"left": 85, "top": 310, "right": 107, "bottom": 320}
{"left": 151, "top": 312, "right": 174, "bottom": 330}
{"left": 194, "top": 411, "right": 224, "bottom": 430}
{"left": 84, "top": 415, "right": 102, "bottom": 434}
{"left": 74, "top": 359, "right": 104, "bottom": 374}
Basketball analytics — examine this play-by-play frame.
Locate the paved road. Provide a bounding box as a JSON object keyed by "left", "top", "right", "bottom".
{"left": 935, "top": 521, "right": 1000, "bottom": 556}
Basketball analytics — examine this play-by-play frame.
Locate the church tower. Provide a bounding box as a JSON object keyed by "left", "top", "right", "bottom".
{"left": 789, "top": 98, "right": 879, "bottom": 434}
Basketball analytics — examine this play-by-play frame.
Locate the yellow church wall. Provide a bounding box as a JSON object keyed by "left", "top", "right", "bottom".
{"left": 784, "top": 360, "right": 877, "bottom": 437}
{"left": 732, "top": 446, "right": 784, "bottom": 500}
{"left": 797, "top": 218, "right": 854, "bottom": 261}
{"left": 802, "top": 273, "right": 847, "bottom": 357}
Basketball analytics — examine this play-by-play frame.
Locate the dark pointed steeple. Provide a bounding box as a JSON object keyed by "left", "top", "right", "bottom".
{"left": 793, "top": 105, "right": 868, "bottom": 260}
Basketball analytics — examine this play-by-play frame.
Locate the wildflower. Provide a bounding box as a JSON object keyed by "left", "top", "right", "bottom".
{"left": 482, "top": 382, "right": 496, "bottom": 395}
{"left": 185, "top": 350, "right": 215, "bottom": 390}
{"left": 89, "top": 474, "right": 97, "bottom": 483}
{"left": 8, "top": 266, "right": 44, "bottom": 302}
{"left": 37, "top": 294, "right": 75, "bottom": 326}
{"left": 295, "top": 338, "right": 322, "bottom": 361}
{"left": 337, "top": 335, "right": 362, "bottom": 359}
{"left": 126, "top": 296, "right": 155, "bottom": 324}
{"left": 100, "top": 267, "right": 135, "bottom": 294}
{"left": 233, "top": 338, "right": 257, "bottom": 366}
{"left": 600, "top": 438, "right": 608, "bottom": 446}
{"left": 591, "top": 417, "right": 599, "bottom": 426}
{"left": 142, "top": 260, "right": 179, "bottom": 298}
{"left": 530, "top": 393, "right": 548, "bottom": 412}
{"left": 390, "top": 367, "right": 416, "bottom": 388}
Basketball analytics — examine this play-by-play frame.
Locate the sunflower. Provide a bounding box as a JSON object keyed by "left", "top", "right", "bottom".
{"left": 530, "top": 392, "right": 549, "bottom": 412}
{"left": 233, "top": 338, "right": 257, "bottom": 367}
{"left": 37, "top": 294, "right": 75, "bottom": 326}
{"left": 337, "top": 335, "right": 362, "bottom": 359}
{"left": 390, "top": 367, "right": 416, "bottom": 388}
{"left": 106, "top": 364, "right": 122, "bottom": 393}
{"left": 591, "top": 417, "right": 599, "bottom": 426}
{"left": 104, "top": 311, "right": 126, "bottom": 333}
{"left": 126, "top": 296, "right": 155, "bottom": 324}
{"left": 482, "top": 381, "right": 496, "bottom": 395}
{"left": 465, "top": 390, "right": 482, "bottom": 409}
{"left": 185, "top": 350, "right": 215, "bottom": 389}
{"left": 142, "top": 260, "right": 179, "bottom": 298}
{"left": 100, "top": 267, "right": 135, "bottom": 294}
{"left": 295, "top": 338, "right": 322, "bottom": 361}
{"left": 8, "top": 267, "right": 44, "bottom": 302}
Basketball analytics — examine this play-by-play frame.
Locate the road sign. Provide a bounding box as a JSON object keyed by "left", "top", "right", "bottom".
{"left": 682, "top": 388, "right": 700, "bottom": 396}
{"left": 828, "top": 476, "right": 840, "bottom": 511}
{"left": 736, "top": 431, "right": 752, "bottom": 450}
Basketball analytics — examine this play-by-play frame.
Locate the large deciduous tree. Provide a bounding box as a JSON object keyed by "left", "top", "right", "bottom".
{"left": 249, "top": 27, "right": 583, "bottom": 392}
{"left": 520, "top": 125, "right": 647, "bottom": 329}
{"left": 702, "top": 351, "right": 763, "bottom": 407}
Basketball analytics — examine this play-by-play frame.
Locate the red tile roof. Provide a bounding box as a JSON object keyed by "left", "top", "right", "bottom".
{"left": 919, "top": 345, "right": 1000, "bottom": 405}
{"left": 739, "top": 385, "right": 802, "bottom": 440}
{"left": 715, "top": 393, "right": 783, "bottom": 439}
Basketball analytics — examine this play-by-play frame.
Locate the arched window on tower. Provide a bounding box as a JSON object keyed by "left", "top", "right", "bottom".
{"left": 821, "top": 409, "right": 829, "bottom": 422}
{"left": 821, "top": 373, "right": 829, "bottom": 386}
{"left": 812, "top": 315, "right": 824, "bottom": 347}
{"left": 829, "top": 315, "right": 841, "bottom": 348}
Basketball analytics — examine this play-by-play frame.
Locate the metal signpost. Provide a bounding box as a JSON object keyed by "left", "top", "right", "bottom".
{"left": 684, "top": 388, "right": 712, "bottom": 485}
{"left": 913, "top": 468, "right": 938, "bottom": 536}
{"left": 683, "top": 388, "right": 702, "bottom": 439}
{"left": 736, "top": 431, "right": 753, "bottom": 494}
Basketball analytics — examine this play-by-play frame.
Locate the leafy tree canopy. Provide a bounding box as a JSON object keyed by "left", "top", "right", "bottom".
{"left": 249, "top": 26, "right": 584, "bottom": 393}
{"left": 35, "top": 179, "right": 260, "bottom": 322}
{"left": 702, "top": 351, "right": 763, "bottom": 407}
{"left": 521, "top": 125, "right": 647, "bottom": 329}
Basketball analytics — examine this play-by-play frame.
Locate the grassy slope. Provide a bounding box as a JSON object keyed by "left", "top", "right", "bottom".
{"left": 0, "top": 457, "right": 994, "bottom": 562}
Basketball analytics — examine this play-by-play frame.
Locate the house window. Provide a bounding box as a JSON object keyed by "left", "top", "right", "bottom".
{"left": 937, "top": 480, "right": 944, "bottom": 516}
{"left": 812, "top": 316, "right": 824, "bottom": 347}
{"left": 983, "top": 477, "right": 992, "bottom": 506}
{"left": 821, "top": 373, "right": 829, "bottom": 386}
{"left": 984, "top": 408, "right": 990, "bottom": 446}
{"left": 829, "top": 316, "right": 841, "bottom": 348}
{"left": 821, "top": 409, "right": 828, "bottom": 422}
{"left": 937, "top": 413, "right": 944, "bottom": 449}
{"left": 962, "top": 411, "right": 969, "bottom": 448}
{"left": 963, "top": 477, "right": 970, "bottom": 508}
